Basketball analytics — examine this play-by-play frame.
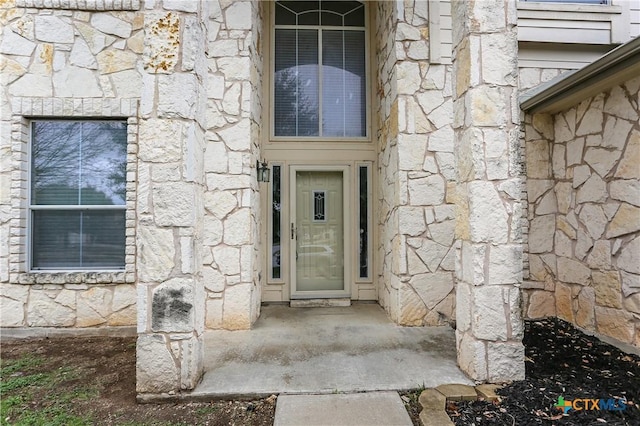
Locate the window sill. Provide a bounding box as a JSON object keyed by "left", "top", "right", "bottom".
{"left": 15, "top": 271, "right": 132, "bottom": 286}
{"left": 517, "top": 2, "right": 621, "bottom": 14}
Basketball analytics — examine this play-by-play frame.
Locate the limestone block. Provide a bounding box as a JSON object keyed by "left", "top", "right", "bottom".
{"left": 398, "top": 285, "right": 427, "bottom": 326}
{"left": 136, "top": 334, "right": 179, "bottom": 393}
{"left": 398, "top": 207, "right": 426, "bottom": 237}
{"left": 554, "top": 182, "right": 572, "bottom": 214}
{"left": 604, "top": 86, "right": 636, "bottom": 121}
{"left": 487, "top": 342, "right": 525, "bottom": 382}
{"left": 111, "top": 285, "right": 136, "bottom": 319}
{"left": 617, "top": 236, "right": 640, "bottom": 274}
{"left": 96, "top": 49, "right": 137, "bottom": 74}
{"left": 584, "top": 148, "right": 622, "bottom": 179}
{"left": 35, "top": 15, "right": 74, "bottom": 43}
{"left": 610, "top": 180, "right": 640, "bottom": 207}
{"left": 469, "top": 86, "right": 507, "bottom": 127}
{"left": 606, "top": 204, "right": 640, "bottom": 239}
{"left": 527, "top": 180, "right": 553, "bottom": 203}
{"left": 586, "top": 240, "right": 611, "bottom": 270}
{"left": 202, "top": 215, "right": 223, "bottom": 246}
{"left": 592, "top": 270, "right": 621, "bottom": 309}
{"left": 416, "top": 90, "right": 444, "bottom": 116}
{"left": 595, "top": 306, "right": 634, "bottom": 344}
{"left": 467, "top": 181, "right": 508, "bottom": 244}
{"left": 224, "top": 1, "right": 252, "bottom": 30}
{"left": 552, "top": 144, "right": 566, "bottom": 178}
{"left": 572, "top": 165, "right": 591, "bottom": 188}
{"left": 528, "top": 215, "right": 555, "bottom": 254}
{"left": 8, "top": 74, "right": 52, "bottom": 97}
{"left": 623, "top": 292, "right": 640, "bottom": 314}
{"left": 408, "top": 175, "right": 444, "bottom": 206}
{"left": 488, "top": 245, "right": 522, "bottom": 285}
{"left": 205, "top": 297, "right": 223, "bottom": 329}
{"left": 137, "top": 226, "right": 175, "bottom": 282}
{"left": 526, "top": 290, "right": 555, "bottom": 319}
{"left": 217, "top": 119, "right": 251, "bottom": 151}
{"left": 90, "top": 13, "right": 132, "bottom": 38}
{"left": 53, "top": 66, "right": 102, "bottom": 97}
{"left": 1, "top": 295, "right": 25, "bottom": 326}
{"left": 144, "top": 12, "right": 180, "bottom": 73}
{"left": 204, "top": 190, "right": 237, "bottom": 218}
{"left": 480, "top": 32, "right": 517, "bottom": 86}
{"left": 410, "top": 271, "right": 454, "bottom": 310}
{"left": 415, "top": 239, "right": 449, "bottom": 272}
{"left": 153, "top": 182, "right": 195, "bottom": 227}
{"left": 429, "top": 220, "right": 455, "bottom": 247}
{"left": 0, "top": 27, "right": 36, "bottom": 56}
{"left": 555, "top": 282, "right": 574, "bottom": 322}
{"left": 576, "top": 174, "right": 608, "bottom": 204}
{"left": 535, "top": 190, "right": 557, "bottom": 215}
{"left": 603, "top": 116, "right": 633, "bottom": 151}
{"left": 525, "top": 140, "right": 551, "bottom": 179}
{"left": 428, "top": 99, "right": 453, "bottom": 130}
{"left": 27, "top": 290, "right": 76, "bottom": 327}
{"left": 615, "top": 130, "right": 640, "bottom": 179}
{"left": 179, "top": 336, "right": 203, "bottom": 390}
{"left": 556, "top": 217, "right": 576, "bottom": 240}
{"left": 110, "top": 69, "right": 143, "bottom": 98}
{"left": 460, "top": 242, "right": 485, "bottom": 285}
{"left": 456, "top": 331, "right": 487, "bottom": 382}
{"left": 217, "top": 57, "right": 251, "bottom": 81}
{"left": 157, "top": 73, "right": 197, "bottom": 119}
{"left": 579, "top": 204, "right": 607, "bottom": 240}
{"left": 454, "top": 281, "right": 472, "bottom": 332}
{"left": 151, "top": 278, "right": 195, "bottom": 333}
{"left": 222, "top": 283, "right": 252, "bottom": 330}
{"left": 576, "top": 97, "right": 604, "bottom": 136}
{"left": 223, "top": 208, "right": 251, "bottom": 245}
{"left": 574, "top": 286, "right": 595, "bottom": 330}
{"left": 76, "top": 287, "right": 113, "bottom": 327}
{"left": 472, "top": 286, "right": 509, "bottom": 341}
{"left": 222, "top": 82, "right": 241, "bottom": 116}
{"left": 69, "top": 37, "right": 97, "bottom": 69}
{"left": 621, "top": 271, "right": 639, "bottom": 297}
{"left": 396, "top": 61, "right": 421, "bottom": 95}
{"left": 138, "top": 119, "right": 183, "bottom": 162}
{"left": 212, "top": 245, "right": 241, "bottom": 276}
{"left": 557, "top": 257, "right": 591, "bottom": 285}
{"left": 575, "top": 228, "right": 594, "bottom": 261}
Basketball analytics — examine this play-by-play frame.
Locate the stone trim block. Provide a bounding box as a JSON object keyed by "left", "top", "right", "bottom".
{"left": 8, "top": 98, "right": 139, "bottom": 286}
{"left": 16, "top": 0, "right": 140, "bottom": 10}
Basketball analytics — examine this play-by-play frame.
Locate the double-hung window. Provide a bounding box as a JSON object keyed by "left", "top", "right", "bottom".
{"left": 29, "top": 120, "right": 127, "bottom": 270}
{"left": 273, "top": 0, "right": 367, "bottom": 138}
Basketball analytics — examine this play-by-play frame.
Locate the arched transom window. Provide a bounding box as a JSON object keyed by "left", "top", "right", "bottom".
{"left": 273, "top": 1, "right": 367, "bottom": 138}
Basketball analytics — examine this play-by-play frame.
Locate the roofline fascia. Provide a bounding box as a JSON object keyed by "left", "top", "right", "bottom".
{"left": 520, "top": 36, "right": 640, "bottom": 114}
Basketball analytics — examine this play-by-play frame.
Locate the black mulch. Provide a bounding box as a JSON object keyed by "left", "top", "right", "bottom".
{"left": 447, "top": 318, "right": 640, "bottom": 425}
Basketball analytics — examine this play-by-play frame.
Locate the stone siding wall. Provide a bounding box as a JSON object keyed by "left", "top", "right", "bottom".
{"left": 201, "top": 0, "right": 262, "bottom": 330}
{"left": 376, "top": 0, "right": 457, "bottom": 327}
{"left": 1, "top": 1, "right": 142, "bottom": 328}
{"left": 524, "top": 76, "right": 640, "bottom": 348}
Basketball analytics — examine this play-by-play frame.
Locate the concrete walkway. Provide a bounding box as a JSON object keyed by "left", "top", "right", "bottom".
{"left": 191, "top": 304, "right": 472, "bottom": 398}
{"left": 274, "top": 392, "right": 413, "bottom": 426}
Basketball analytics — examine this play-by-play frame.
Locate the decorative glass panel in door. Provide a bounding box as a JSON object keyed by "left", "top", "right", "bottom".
{"left": 295, "top": 170, "right": 344, "bottom": 292}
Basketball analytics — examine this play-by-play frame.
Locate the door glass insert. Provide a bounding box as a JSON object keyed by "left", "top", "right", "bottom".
{"left": 271, "top": 165, "right": 282, "bottom": 279}
{"left": 358, "top": 165, "right": 368, "bottom": 279}
{"left": 296, "top": 171, "right": 344, "bottom": 292}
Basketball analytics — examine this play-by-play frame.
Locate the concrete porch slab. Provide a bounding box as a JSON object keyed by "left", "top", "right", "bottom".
{"left": 192, "top": 304, "right": 473, "bottom": 398}
{"left": 274, "top": 392, "right": 413, "bottom": 426}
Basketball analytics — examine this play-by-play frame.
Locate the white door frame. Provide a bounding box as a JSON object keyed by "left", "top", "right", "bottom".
{"left": 289, "top": 165, "right": 351, "bottom": 299}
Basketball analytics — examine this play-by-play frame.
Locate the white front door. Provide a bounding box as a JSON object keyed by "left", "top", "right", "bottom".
{"left": 290, "top": 166, "right": 350, "bottom": 299}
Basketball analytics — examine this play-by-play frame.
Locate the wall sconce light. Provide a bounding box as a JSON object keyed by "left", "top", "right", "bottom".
{"left": 257, "top": 160, "right": 270, "bottom": 183}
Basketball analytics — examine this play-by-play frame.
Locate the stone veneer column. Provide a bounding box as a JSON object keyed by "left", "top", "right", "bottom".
{"left": 136, "top": 1, "right": 207, "bottom": 394}
{"left": 451, "top": 0, "right": 525, "bottom": 382}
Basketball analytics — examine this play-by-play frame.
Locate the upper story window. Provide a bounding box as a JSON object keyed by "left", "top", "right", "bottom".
{"left": 273, "top": 1, "right": 367, "bottom": 139}
{"left": 30, "top": 120, "right": 127, "bottom": 270}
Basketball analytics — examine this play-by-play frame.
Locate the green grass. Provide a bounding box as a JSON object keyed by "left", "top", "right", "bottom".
{"left": 0, "top": 355, "right": 95, "bottom": 426}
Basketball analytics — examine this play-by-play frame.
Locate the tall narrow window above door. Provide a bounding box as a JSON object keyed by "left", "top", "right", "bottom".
{"left": 273, "top": 1, "right": 367, "bottom": 138}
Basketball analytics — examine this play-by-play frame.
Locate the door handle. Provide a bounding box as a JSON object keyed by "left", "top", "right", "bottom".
{"left": 291, "top": 223, "right": 295, "bottom": 239}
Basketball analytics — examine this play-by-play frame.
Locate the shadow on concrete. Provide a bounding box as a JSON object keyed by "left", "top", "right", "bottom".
{"left": 192, "top": 304, "right": 473, "bottom": 398}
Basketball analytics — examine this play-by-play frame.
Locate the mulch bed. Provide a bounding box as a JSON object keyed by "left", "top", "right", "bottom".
{"left": 446, "top": 318, "right": 640, "bottom": 425}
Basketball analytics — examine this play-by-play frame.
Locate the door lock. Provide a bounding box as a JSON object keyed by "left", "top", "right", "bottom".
{"left": 291, "top": 223, "right": 296, "bottom": 239}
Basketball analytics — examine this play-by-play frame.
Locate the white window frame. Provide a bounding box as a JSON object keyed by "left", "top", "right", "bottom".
{"left": 270, "top": 0, "right": 371, "bottom": 143}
